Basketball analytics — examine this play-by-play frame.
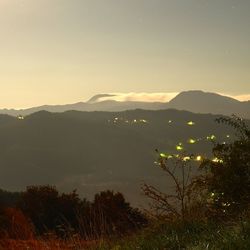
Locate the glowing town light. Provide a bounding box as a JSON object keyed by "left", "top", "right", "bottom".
{"left": 114, "top": 117, "right": 119, "bottom": 120}
{"left": 211, "top": 192, "right": 215, "bottom": 197}
{"left": 17, "top": 115, "right": 24, "bottom": 120}
{"left": 160, "top": 153, "right": 168, "bottom": 158}
{"left": 140, "top": 119, "right": 148, "bottom": 123}
{"left": 183, "top": 156, "right": 191, "bottom": 161}
{"left": 133, "top": 119, "right": 137, "bottom": 123}
{"left": 226, "top": 135, "right": 230, "bottom": 138}
{"left": 212, "top": 157, "right": 223, "bottom": 163}
{"left": 187, "top": 121, "right": 195, "bottom": 126}
{"left": 168, "top": 120, "right": 172, "bottom": 124}
{"left": 176, "top": 145, "right": 184, "bottom": 151}
{"left": 188, "top": 139, "right": 196, "bottom": 144}
{"left": 196, "top": 155, "right": 202, "bottom": 161}
{"left": 207, "top": 135, "right": 216, "bottom": 140}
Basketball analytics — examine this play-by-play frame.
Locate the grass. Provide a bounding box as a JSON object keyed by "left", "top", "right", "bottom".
{"left": 1, "top": 222, "right": 249, "bottom": 249}
{"left": 95, "top": 219, "right": 250, "bottom": 250}
{"left": 0, "top": 219, "right": 249, "bottom": 249}
{"left": 0, "top": 236, "right": 97, "bottom": 250}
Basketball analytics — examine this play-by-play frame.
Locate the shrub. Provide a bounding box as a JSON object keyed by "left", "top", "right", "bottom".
{"left": 0, "top": 207, "right": 34, "bottom": 239}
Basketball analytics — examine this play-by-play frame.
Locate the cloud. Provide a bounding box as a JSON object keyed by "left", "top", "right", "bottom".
{"left": 232, "top": 95, "right": 250, "bottom": 102}
{"left": 95, "top": 92, "right": 250, "bottom": 103}
{"left": 219, "top": 93, "right": 250, "bottom": 102}
{"left": 97, "top": 92, "right": 179, "bottom": 103}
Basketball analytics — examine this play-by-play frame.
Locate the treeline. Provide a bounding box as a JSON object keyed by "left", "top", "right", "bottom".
{"left": 0, "top": 187, "right": 147, "bottom": 240}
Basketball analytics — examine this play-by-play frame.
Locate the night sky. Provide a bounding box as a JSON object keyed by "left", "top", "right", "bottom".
{"left": 0, "top": 0, "right": 249, "bottom": 108}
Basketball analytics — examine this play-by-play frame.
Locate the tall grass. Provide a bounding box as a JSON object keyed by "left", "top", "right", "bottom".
{"left": 96, "top": 219, "right": 250, "bottom": 250}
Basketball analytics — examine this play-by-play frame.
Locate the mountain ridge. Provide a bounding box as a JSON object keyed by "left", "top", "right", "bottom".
{"left": 0, "top": 90, "right": 249, "bottom": 118}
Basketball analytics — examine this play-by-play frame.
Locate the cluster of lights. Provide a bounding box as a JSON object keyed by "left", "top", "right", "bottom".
{"left": 176, "top": 143, "right": 184, "bottom": 151}
{"left": 167, "top": 120, "right": 195, "bottom": 126}
{"left": 109, "top": 117, "right": 148, "bottom": 124}
{"left": 207, "top": 135, "right": 216, "bottom": 140}
{"left": 17, "top": 115, "right": 25, "bottom": 120}
{"left": 212, "top": 157, "right": 224, "bottom": 163}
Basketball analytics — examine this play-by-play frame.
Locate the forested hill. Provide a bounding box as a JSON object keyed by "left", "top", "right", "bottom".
{"left": 0, "top": 109, "right": 241, "bottom": 205}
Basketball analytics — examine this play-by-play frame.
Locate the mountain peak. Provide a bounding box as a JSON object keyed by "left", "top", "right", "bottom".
{"left": 169, "top": 90, "right": 239, "bottom": 104}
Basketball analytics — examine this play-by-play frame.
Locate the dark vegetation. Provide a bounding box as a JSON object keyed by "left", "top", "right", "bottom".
{"left": 0, "top": 187, "right": 146, "bottom": 241}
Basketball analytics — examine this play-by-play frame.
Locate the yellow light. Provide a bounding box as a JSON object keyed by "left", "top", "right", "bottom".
{"left": 212, "top": 158, "right": 223, "bottom": 163}
{"left": 187, "top": 121, "right": 195, "bottom": 126}
{"left": 196, "top": 155, "right": 202, "bottom": 161}
{"left": 207, "top": 135, "right": 216, "bottom": 140}
{"left": 176, "top": 145, "right": 184, "bottom": 151}
{"left": 183, "top": 156, "right": 191, "bottom": 161}
{"left": 160, "top": 153, "right": 168, "bottom": 158}
{"left": 188, "top": 139, "right": 196, "bottom": 144}
{"left": 17, "top": 115, "right": 24, "bottom": 120}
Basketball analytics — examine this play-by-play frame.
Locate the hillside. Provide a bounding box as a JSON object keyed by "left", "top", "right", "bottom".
{"left": 0, "top": 109, "right": 239, "bottom": 205}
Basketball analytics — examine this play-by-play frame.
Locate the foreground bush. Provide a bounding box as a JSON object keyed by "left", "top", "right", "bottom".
{"left": 0, "top": 207, "right": 34, "bottom": 240}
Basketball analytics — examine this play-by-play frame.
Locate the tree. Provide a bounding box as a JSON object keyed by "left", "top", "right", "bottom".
{"left": 142, "top": 152, "right": 203, "bottom": 222}
{"left": 201, "top": 115, "right": 250, "bottom": 218}
{"left": 84, "top": 190, "right": 147, "bottom": 237}
{"left": 19, "top": 185, "right": 89, "bottom": 235}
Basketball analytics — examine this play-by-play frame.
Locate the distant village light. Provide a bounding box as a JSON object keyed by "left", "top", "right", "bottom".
{"left": 188, "top": 139, "right": 196, "bottom": 144}
{"left": 183, "top": 156, "right": 191, "bottom": 161}
{"left": 17, "top": 115, "right": 24, "bottom": 120}
{"left": 160, "top": 153, "right": 168, "bottom": 158}
{"left": 176, "top": 145, "right": 184, "bottom": 151}
{"left": 187, "top": 121, "right": 195, "bottom": 126}
{"left": 196, "top": 155, "right": 202, "bottom": 161}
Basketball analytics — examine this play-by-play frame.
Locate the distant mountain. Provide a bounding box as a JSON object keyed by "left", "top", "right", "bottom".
{"left": 168, "top": 90, "right": 250, "bottom": 117}
{"left": 0, "top": 109, "right": 243, "bottom": 206}
{"left": 0, "top": 90, "right": 249, "bottom": 118}
{"left": 0, "top": 100, "right": 166, "bottom": 116}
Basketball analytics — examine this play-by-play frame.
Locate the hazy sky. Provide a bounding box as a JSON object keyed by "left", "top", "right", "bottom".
{"left": 0, "top": 0, "right": 249, "bottom": 108}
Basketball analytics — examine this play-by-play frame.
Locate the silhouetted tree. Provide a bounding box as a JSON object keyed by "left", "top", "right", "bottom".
{"left": 86, "top": 190, "right": 147, "bottom": 237}
{"left": 142, "top": 152, "right": 203, "bottom": 222}
{"left": 201, "top": 115, "right": 250, "bottom": 218}
{"left": 19, "top": 185, "right": 89, "bottom": 236}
